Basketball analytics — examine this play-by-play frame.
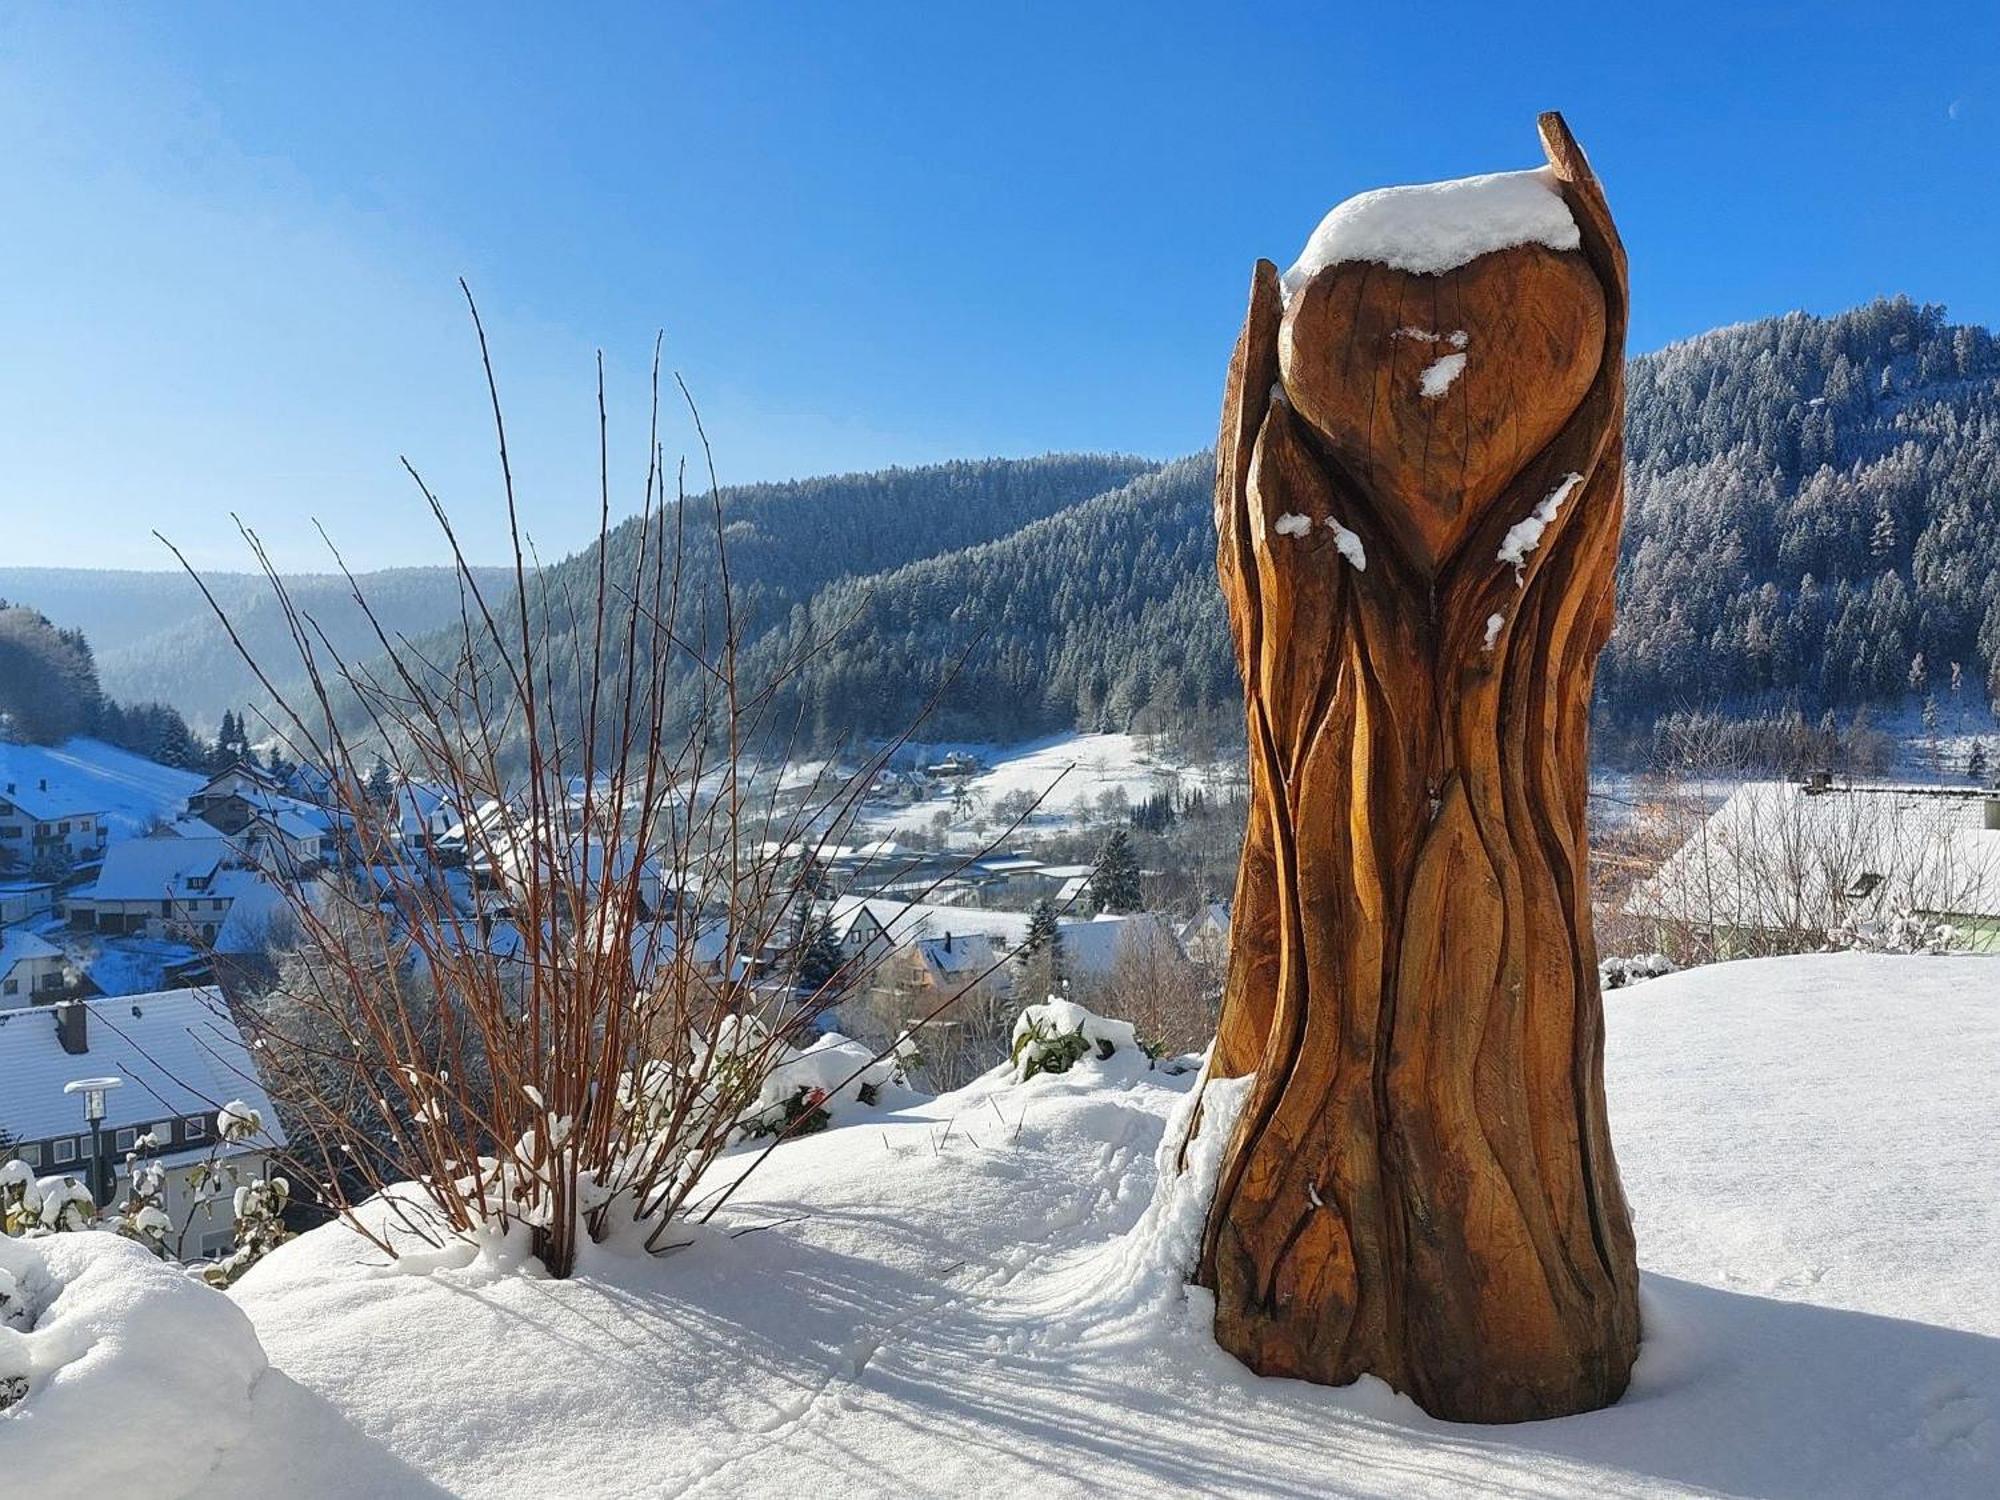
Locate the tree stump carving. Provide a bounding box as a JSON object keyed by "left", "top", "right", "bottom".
{"left": 1196, "top": 113, "right": 1640, "bottom": 1424}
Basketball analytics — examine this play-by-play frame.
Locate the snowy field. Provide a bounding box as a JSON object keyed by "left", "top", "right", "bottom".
{"left": 7, "top": 952, "right": 1995, "bottom": 1497}
{"left": 0, "top": 737, "right": 204, "bottom": 840}
{"left": 860, "top": 732, "right": 1244, "bottom": 838}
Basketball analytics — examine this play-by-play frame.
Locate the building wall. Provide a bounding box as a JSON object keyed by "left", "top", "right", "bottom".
{"left": 0, "top": 802, "right": 106, "bottom": 865}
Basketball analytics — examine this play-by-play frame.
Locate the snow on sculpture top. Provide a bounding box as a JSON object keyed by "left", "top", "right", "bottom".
{"left": 1282, "top": 166, "right": 1580, "bottom": 294}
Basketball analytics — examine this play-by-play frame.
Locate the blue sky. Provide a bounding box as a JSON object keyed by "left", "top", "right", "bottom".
{"left": 2, "top": 2, "right": 1995, "bottom": 570}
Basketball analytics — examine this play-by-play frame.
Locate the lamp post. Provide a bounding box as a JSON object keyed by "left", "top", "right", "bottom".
{"left": 62, "top": 1076, "right": 123, "bottom": 1208}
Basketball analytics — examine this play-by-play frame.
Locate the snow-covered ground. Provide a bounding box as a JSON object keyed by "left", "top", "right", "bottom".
{"left": 9, "top": 952, "right": 1995, "bottom": 1496}
{"left": 860, "top": 732, "right": 1244, "bottom": 839}
{"left": 0, "top": 737, "right": 205, "bottom": 841}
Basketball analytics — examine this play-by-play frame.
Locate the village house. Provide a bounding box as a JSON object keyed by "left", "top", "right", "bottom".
{"left": 0, "top": 924, "right": 69, "bottom": 1003}
{"left": 0, "top": 987, "right": 284, "bottom": 1259}
{"left": 0, "top": 774, "right": 108, "bottom": 870}
{"left": 1628, "top": 778, "right": 2000, "bottom": 953}
{"left": 825, "top": 896, "right": 1186, "bottom": 1009}
{"left": 184, "top": 763, "right": 337, "bottom": 868}
{"left": 0, "top": 877, "right": 57, "bottom": 925}
{"left": 1179, "top": 901, "right": 1231, "bottom": 967}
{"left": 65, "top": 832, "right": 268, "bottom": 946}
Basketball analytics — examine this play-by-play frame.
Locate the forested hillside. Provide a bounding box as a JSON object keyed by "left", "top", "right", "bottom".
{"left": 0, "top": 566, "right": 513, "bottom": 731}
{"left": 735, "top": 298, "right": 2000, "bottom": 751}
{"left": 13, "top": 299, "right": 2000, "bottom": 759}
{"left": 1606, "top": 296, "right": 2000, "bottom": 715}
{"left": 0, "top": 602, "right": 208, "bottom": 764}
{"left": 742, "top": 458, "right": 1233, "bottom": 746}
{"left": 4, "top": 457, "right": 1155, "bottom": 738}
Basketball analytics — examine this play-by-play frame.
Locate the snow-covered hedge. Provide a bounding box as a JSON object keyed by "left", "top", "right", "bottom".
{"left": 1828, "top": 909, "right": 1964, "bottom": 954}
{"left": 0, "top": 1231, "right": 267, "bottom": 1495}
{"left": 746, "top": 1031, "right": 915, "bottom": 1138}
{"left": 630, "top": 1018, "right": 914, "bottom": 1150}
{"left": 1009, "top": 999, "right": 1143, "bottom": 1083}
{"left": 1599, "top": 952, "right": 1676, "bottom": 990}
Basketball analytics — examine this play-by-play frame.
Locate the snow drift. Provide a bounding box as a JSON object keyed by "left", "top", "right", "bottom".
{"left": 0, "top": 1231, "right": 266, "bottom": 1496}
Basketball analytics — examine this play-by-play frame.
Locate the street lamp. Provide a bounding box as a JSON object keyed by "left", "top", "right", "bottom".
{"left": 62, "top": 1076, "right": 123, "bottom": 1208}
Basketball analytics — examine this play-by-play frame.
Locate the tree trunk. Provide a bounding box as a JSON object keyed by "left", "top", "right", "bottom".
{"left": 1195, "top": 113, "right": 1640, "bottom": 1424}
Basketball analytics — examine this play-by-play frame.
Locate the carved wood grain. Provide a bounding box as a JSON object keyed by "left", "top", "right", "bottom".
{"left": 1196, "top": 111, "right": 1641, "bottom": 1425}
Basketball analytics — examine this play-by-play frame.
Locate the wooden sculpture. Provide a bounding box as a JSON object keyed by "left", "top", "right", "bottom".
{"left": 1195, "top": 112, "right": 1640, "bottom": 1424}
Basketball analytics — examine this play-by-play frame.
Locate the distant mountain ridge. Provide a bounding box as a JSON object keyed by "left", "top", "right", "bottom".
{"left": 11, "top": 297, "right": 2000, "bottom": 753}
{"left": 0, "top": 566, "right": 515, "bottom": 732}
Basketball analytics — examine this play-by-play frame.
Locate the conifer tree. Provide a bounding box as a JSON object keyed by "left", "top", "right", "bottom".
{"left": 1089, "top": 829, "right": 1142, "bottom": 914}
{"left": 1016, "top": 897, "right": 1065, "bottom": 1001}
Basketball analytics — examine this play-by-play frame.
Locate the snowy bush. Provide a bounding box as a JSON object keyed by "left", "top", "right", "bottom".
{"left": 1827, "top": 908, "right": 1964, "bottom": 954}
{"left": 1599, "top": 952, "right": 1677, "bottom": 990}
{"left": 2, "top": 1102, "right": 293, "bottom": 1285}
{"left": 628, "top": 1021, "right": 907, "bottom": 1150}
{"left": 0, "top": 1231, "right": 268, "bottom": 1492}
{"left": 1009, "top": 998, "right": 1143, "bottom": 1083}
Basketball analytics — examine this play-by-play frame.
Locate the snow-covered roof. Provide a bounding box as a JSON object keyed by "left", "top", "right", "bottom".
{"left": 826, "top": 897, "right": 1178, "bottom": 978}
{"left": 0, "top": 987, "right": 284, "bottom": 1149}
{"left": 0, "top": 737, "right": 203, "bottom": 836}
{"left": 914, "top": 932, "right": 1002, "bottom": 982}
{"left": 1283, "top": 165, "right": 1579, "bottom": 291}
{"left": 1180, "top": 902, "right": 1231, "bottom": 940}
{"left": 0, "top": 925, "right": 62, "bottom": 975}
{"left": 1055, "top": 912, "right": 1184, "bottom": 978}
{"left": 1630, "top": 780, "right": 2000, "bottom": 929}
{"left": 972, "top": 855, "right": 1044, "bottom": 876}
{"left": 248, "top": 806, "right": 331, "bottom": 842}
{"left": 829, "top": 897, "right": 1034, "bottom": 950}
{"left": 211, "top": 872, "right": 291, "bottom": 953}
{"left": 83, "top": 834, "right": 237, "bottom": 903}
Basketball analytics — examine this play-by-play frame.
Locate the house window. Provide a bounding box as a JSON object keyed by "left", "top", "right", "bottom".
{"left": 53, "top": 1138, "right": 77, "bottom": 1164}
{"left": 186, "top": 1115, "right": 208, "bottom": 1141}
{"left": 17, "top": 1143, "right": 41, "bottom": 1167}
{"left": 3, "top": 978, "right": 15, "bottom": 995}
{"left": 199, "top": 1229, "right": 234, "bottom": 1259}
{"left": 1846, "top": 872, "right": 1885, "bottom": 900}
{"left": 115, "top": 1128, "right": 136, "bottom": 1152}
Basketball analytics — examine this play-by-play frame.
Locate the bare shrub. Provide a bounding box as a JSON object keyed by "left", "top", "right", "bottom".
{"left": 161, "top": 301, "right": 1010, "bottom": 1276}
{"left": 1086, "top": 920, "right": 1215, "bottom": 1057}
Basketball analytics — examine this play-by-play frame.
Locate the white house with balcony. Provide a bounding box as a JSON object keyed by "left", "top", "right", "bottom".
{"left": 0, "top": 925, "right": 68, "bottom": 1004}
{"left": 0, "top": 775, "right": 108, "bottom": 869}
{"left": 0, "top": 987, "right": 285, "bottom": 1260}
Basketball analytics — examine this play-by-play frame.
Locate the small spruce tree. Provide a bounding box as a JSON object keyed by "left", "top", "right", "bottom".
{"left": 1017, "top": 897, "right": 1065, "bottom": 1001}
{"left": 1089, "top": 829, "right": 1142, "bottom": 914}
{"left": 795, "top": 917, "right": 846, "bottom": 995}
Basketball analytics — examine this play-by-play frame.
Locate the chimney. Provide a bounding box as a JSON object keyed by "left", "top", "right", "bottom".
{"left": 55, "top": 1000, "right": 88, "bottom": 1056}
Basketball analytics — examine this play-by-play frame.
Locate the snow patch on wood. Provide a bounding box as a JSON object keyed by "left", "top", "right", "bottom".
{"left": 1497, "top": 471, "right": 1586, "bottom": 579}
{"left": 1419, "top": 352, "right": 1468, "bottom": 399}
{"left": 1326, "top": 518, "right": 1367, "bottom": 571}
